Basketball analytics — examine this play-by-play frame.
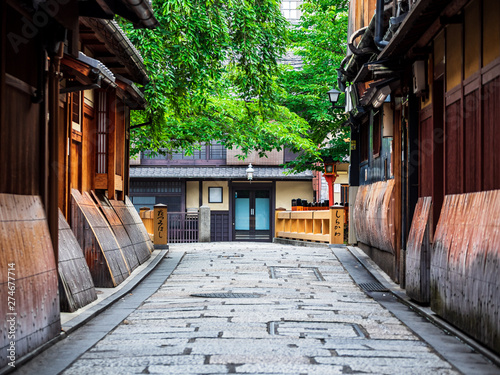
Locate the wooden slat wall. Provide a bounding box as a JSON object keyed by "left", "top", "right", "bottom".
{"left": 71, "top": 189, "right": 130, "bottom": 287}
{"left": 353, "top": 180, "right": 396, "bottom": 254}
{"left": 92, "top": 191, "right": 140, "bottom": 272}
{"left": 483, "top": 76, "right": 500, "bottom": 191}
{"left": 0, "top": 194, "right": 60, "bottom": 368}
{"left": 431, "top": 190, "right": 500, "bottom": 354}
{"left": 0, "top": 79, "right": 40, "bottom": 195}
{"left": 58, "top": 210, "right": 97, "bottom": 312}
{"left": 110, "top": 197, "right": 153, "bottom": 264}
{"left": 444, "top": 100, "right": 462, "bottom": 195}
{"left": 463, "top": 89, "right": 481, "bottom": 193}
{"left": 406, "top": 197, "right": 432, "bottom": 304}
{"left": 418, "top": 114, "right": 433, "bottom": 198}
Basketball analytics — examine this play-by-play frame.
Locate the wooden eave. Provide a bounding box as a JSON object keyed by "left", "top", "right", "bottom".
{"left": 78, "top": 0, "right": 158, "bottom": 29}
{"left": 377, "top": 0, "right": 470, "bottom": 60}
{"left": 79, "top": 18, "right": 149, "bottom": 85}
{"left": 116, "top": 77, "right": 146, "bottom": 110}
{"left": 61, "top": 54, "right": 117, "bottom": 91}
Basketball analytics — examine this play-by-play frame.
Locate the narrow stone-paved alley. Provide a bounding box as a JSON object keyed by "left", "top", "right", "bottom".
{"left": 15, "top": 243, "right": 499, "bottom": 375}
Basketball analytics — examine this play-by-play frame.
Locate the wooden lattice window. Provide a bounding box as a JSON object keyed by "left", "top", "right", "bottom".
{"left": 71, "top": 91, "right": 81, "bottom": 132}
{"left": 96, "top": 92, "right": 108, "bottom": 173}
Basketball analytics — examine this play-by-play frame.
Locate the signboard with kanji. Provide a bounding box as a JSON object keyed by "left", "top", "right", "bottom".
{"left": 154, "top": 204, "right": 168, "bottom": 248}
{"left": 330, "top": 206, "right": 345, "bottom": 245}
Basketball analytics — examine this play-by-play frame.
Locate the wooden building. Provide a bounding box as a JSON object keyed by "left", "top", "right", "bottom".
{"left": 130, "top": 147, "right": 315, "bottom": 242}
{"left": 0, "top": 0, "right": 157, "bottom": 369}
{"left": 341, "top": 0, "right": 500, "bottom": 354}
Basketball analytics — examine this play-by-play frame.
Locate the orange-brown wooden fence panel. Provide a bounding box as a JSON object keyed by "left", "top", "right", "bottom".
{"left": 58, "top": 210, "right": 97, "bottom": 312}
{"left": 0, "top": 194, "right": 60, "bottom": 369}
{"left": 406, "top": 197, "right": 432, "bottom": 304}
{"left": 431, "top": 190, "right": 500, "bottom": 354}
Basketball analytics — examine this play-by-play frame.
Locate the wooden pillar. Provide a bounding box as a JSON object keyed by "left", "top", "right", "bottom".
{"left": 394, "top": 109, "right": 403, "bottom": 285}
{"left": 154, "top": 203, "right": 168, "bottom": 249}
{"left": 329, "top": 205, "right": 345, "bottom": 245}
{"left": 0, "top": 1, "right": 5, "bottom": 136}
{"left": 47, "top": 55, "right": 62, "bottom": 261}
{"left": 123, "top": 107, "right": 130, "bottom": 197}
{"left": 107, "top": 91, "right": 116, "bottom": 199}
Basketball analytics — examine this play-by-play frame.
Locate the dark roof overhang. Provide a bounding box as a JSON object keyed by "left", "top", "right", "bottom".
{"left": 78, "top": 0, "right": 158, "bottom": 29}
{"left": 60, "top": 52, "right": 117, "bottom": 93}
{"left": 80, "top": 18, "right": 149, "bottom": 85}
{"left": 115, "top": 74, "right": 147, "bottom": 110}
{"left": 378, "top": 0, "right": 470, "bottom": 60}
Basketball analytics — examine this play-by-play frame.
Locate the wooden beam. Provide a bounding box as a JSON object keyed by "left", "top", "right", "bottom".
{"left": 61, "top": 55, "right": 92, "bottom": 77}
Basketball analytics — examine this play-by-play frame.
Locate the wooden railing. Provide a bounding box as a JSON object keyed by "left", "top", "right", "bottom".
{"left": 168, "top": 212, "right": 198, "bottom": 243}
{"left": 275, "top": 207, "right": 345, "bottom": 245}
{"left": 139, "top": 208, "right": 199, "bottom": 244}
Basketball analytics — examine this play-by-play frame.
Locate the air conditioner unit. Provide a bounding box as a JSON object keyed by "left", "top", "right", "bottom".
{"left": 412, "top": 60, "right": 426, "bottom": 95}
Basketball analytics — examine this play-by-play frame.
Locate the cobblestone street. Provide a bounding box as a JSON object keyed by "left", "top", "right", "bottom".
{"left": 16, "top": 243, "right": 499, "bottom": 375}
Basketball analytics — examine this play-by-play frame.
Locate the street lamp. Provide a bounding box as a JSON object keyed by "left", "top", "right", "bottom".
{"left": 322, "top": 160, "right": 338, "bottom": 206}
{"left": 327, "top": 88, "right": 344, "bottom": 109}
{"left": 246, "top": 163, "right": 254, "bottom": 181}
{"left": 324, "top": 162, "right": 335, "bottom": 175}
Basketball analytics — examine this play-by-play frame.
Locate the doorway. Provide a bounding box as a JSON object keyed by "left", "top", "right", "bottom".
{"left": 233, "top": 187, "right": 272, "bottom": 241}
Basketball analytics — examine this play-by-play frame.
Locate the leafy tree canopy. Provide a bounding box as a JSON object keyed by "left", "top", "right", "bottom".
{"left": 121, "top": 0, "right": 318, "bottom": 160}
{"left": 121, "top": 0, "right": 350, "bottom": 171}
{"left": 278, "top": 0, "right": 350, "bottom": 173}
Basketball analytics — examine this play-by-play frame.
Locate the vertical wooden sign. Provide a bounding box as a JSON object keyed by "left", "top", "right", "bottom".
{"left": 329, "top": 206, "right": 345, "bottom": 245}
{"left": 154, "top": 204, "right": 168, "bottom": 249}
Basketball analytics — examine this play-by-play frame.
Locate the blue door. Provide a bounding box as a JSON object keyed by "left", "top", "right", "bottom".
{"left": 234, "top": 189, "right": 271, "bottom": 241}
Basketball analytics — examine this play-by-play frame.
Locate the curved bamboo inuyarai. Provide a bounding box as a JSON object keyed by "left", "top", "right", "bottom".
{"left": 431, "top": 190, "right": 500, "bottom": 354}
{"left": 353, "top": 180, "right": 396, "bottom": 254}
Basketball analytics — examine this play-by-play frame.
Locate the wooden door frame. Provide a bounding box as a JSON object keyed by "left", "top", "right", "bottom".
{"left": 229, "top": 181, "right": 275, "bottom": 242}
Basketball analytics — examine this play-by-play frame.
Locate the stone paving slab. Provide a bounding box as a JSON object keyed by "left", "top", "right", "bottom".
{"left": 14, "top": 242, "right": 500, "bottom": 375}
{"left": 57, "top": 242, "right": 464, "bottom": 375}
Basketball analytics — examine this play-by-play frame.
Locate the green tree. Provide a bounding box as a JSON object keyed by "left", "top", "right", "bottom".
{"left": 121, "top": 0, "right": 318, "bottom": 159}
{"left": 278, "top": 0, "right": 350, "bottom": 173}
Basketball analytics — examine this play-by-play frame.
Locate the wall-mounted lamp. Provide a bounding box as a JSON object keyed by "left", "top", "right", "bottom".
{"left": 382, "top": 102, "right": 394, "bottom": 138}
{"left": 372, "top": 86, "right": 391, "bottom": 108}
{"left": 246, "top": 163, "right": 254, "bottom": 181}
{"left": 327, "top": 88, "right": 344, "bottom": 109}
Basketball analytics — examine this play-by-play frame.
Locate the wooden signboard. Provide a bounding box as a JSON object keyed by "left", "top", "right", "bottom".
{"left": 154, "top": 204, "right": 168, "bottom": 249}
{"left": 330, "top": 206, "right": 345, "bottom": 245}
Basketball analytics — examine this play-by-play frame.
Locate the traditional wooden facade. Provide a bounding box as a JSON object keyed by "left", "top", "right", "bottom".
{"left": 341, "top": 0, "right": 500, "bottom": 354}
{"left": 130, "top": 147, "right": 315, "bottom": 242}
{"left": 0, "top": 0, "right": 156, "bottom": 369}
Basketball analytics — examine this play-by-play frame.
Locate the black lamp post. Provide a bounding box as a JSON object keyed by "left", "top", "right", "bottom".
{"left": 327, "top": 88, "right": 344, "bottom": 109}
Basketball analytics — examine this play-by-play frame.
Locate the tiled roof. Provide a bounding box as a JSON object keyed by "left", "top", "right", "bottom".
{"left": 130, "top": 166, "right": 313, "bottom": 179}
